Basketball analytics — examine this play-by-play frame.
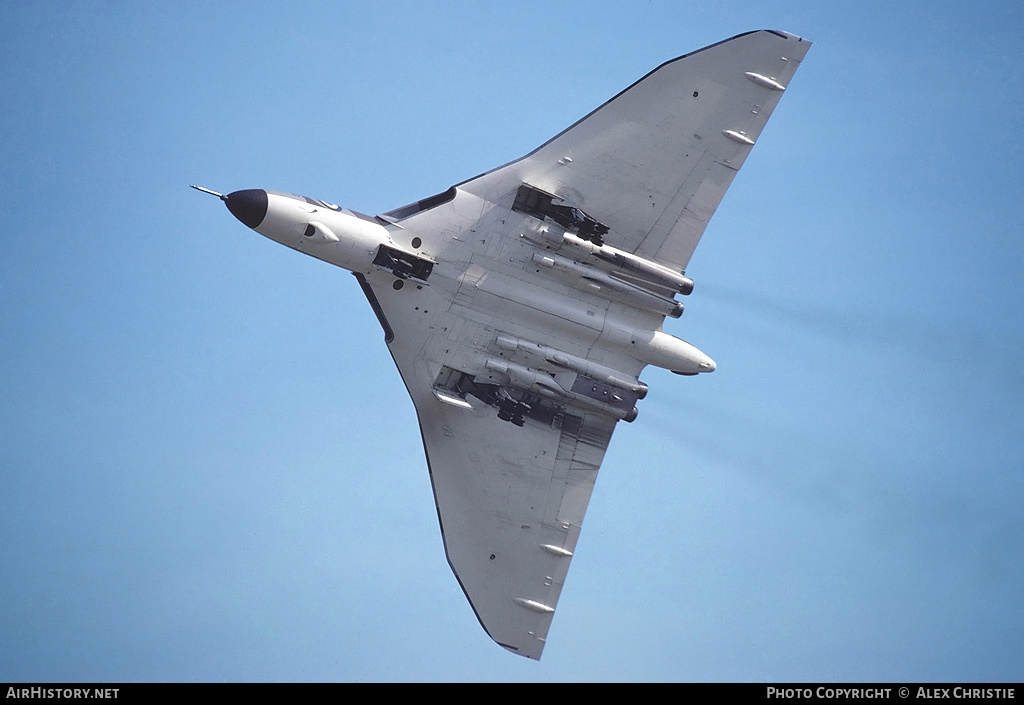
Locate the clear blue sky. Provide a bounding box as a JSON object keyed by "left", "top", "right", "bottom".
{"left": 2, "top": 0, "right": 1022, "bottom": 682}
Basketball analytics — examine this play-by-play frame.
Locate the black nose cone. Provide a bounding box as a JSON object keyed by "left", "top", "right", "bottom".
{"left": 225, "top": 189, "right": 268, "bottom": 229}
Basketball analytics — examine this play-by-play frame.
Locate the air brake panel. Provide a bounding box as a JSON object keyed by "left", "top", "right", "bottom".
{"left": 373, "top": 244, "right": 434, "bottom": 281}
{"left": 512, "top": 184, "right": 610, "bottom": 246}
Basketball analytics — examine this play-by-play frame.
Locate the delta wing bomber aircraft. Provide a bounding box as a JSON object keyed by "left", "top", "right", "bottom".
{"left": 194, "top": 30, "right": 810, "bottom": 659}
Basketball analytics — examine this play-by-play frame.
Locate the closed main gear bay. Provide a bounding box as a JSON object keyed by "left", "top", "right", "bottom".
{"left": 194, "top": 29, "right": 810, "bottom": 660}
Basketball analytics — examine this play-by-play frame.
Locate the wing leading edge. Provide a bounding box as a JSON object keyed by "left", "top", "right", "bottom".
{"left": 362, "top": 30, "right": 810, "bottom": 658}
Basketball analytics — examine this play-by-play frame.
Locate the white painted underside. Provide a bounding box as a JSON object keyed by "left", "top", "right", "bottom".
{"left": 345, "top": 29, "right": 810, "bottom": 659}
